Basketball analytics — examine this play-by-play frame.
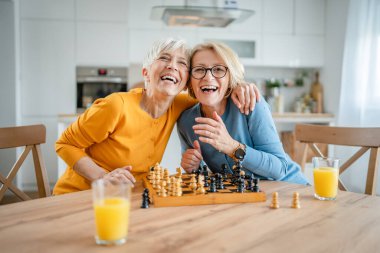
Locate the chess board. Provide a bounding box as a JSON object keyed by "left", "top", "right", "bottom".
{"left": 142, "top": 174, "right": 266, "bottom": 207}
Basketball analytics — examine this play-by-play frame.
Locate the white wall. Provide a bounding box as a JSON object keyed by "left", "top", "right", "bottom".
{"left": 0, "top": 0, "right": 17, "bottom": 178}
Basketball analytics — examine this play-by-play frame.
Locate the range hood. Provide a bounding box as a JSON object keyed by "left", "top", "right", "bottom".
{"left": 151, "top": 5, "right": 254, "bottom": 27}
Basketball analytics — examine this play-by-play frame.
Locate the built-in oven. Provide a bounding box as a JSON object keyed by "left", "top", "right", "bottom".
{"left": 76, "top": 66, "right": 128, "bottom": 112}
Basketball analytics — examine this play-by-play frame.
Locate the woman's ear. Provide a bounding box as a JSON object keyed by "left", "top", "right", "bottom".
{"left": 142, "top": 68, "right": 150, "bottom": 83}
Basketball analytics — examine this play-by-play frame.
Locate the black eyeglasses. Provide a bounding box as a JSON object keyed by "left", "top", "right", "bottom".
{"left": 190, "top": 65, "right": 228, "bottom": 80}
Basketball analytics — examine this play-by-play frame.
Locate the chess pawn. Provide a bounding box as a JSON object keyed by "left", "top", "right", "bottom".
{"left": 176, "top": 167, "right": 183, "bottom": 178}
{"left": 175, "top": 181, "right": 182, "bottom": 196}
{"left": 270, "top": 192, "right": 280, "bottom": 209}
{"left": 196, "top": 176, "right": 206, "bottom": 195}
{"left": 160, "top": 181, "right": 167, "bottom": 197}
{"left": 189, "top": 174, "right": 197, "bottom": 193}
{"left": 292, "top": 192, "right": 301, "bottom": 209}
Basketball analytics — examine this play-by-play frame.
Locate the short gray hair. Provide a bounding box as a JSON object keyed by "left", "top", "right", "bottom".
{"left": 142, "top": 38, "right": 191, "bottom": 69}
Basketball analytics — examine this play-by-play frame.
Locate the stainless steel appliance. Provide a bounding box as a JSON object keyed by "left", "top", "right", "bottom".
{"left": 76, "top": 66, "right": 127, "bottom": 112}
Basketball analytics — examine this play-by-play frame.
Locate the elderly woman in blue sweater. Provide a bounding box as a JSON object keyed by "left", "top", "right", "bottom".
{"left": 177, "top": 42, "right": 308, "bottom": 185}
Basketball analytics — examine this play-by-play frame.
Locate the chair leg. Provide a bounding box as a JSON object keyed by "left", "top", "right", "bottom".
{"left": 365, "top": 148, "right": 379, "bottom": 195}
{"left": 32, "top": 145, "right": 51, "bottom": 197}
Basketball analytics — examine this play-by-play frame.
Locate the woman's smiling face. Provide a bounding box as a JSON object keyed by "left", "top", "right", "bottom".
{"left": 143, "top": 48, "right": 189, "bottom": 96}
{"left": 190, "top": 49, "right": 229, "bottom": 107}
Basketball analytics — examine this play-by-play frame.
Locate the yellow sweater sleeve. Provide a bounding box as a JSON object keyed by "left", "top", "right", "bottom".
{"left": 55, "top": 93, "right": 124, "bottom": 168}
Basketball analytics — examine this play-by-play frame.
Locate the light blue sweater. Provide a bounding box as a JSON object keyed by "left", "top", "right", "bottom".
{"left": 177, "top": 97, "right": 309, "bottom": 185}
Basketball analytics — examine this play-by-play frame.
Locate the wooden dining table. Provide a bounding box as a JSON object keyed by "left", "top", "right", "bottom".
{"left": 1, "top": 180, "right": 379, "bottom": 253}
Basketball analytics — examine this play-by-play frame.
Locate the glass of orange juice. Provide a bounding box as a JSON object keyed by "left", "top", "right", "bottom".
{"left": 312, "top": 157, "right": 340, "bottom": 200}
{"left": 92, "top": 179, "right": 131, "bottom": 245}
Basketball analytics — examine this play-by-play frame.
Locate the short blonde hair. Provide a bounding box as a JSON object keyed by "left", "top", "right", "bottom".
{"left": 188, "top": 41, "right": 245, "bottom": 98}
{"left": 142, "top": 38, "right": 191, "bottom": 69}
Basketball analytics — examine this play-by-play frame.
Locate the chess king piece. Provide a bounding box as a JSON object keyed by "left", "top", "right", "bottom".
{"left": 270, "top": 192, "right": 280, "bottom": 209}
{"left": 141, "top": 188, "right": 150, "bottom": 208}
{"left": 292, "top": 192, "right": 301, "bottom": 209}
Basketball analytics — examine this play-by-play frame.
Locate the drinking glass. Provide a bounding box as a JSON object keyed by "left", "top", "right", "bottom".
{"left": 92, "top": 179, "right": 131, "bottom": 245}
{"left": 312, "top": 157, "right": 340, "bottom": 200}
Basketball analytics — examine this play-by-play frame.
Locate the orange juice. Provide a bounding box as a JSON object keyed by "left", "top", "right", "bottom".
{"left": 94, "top": 197, "right": 130, "bottom": 241}
{"left": 313, "top": 167, "right": 339, "bottom": 199}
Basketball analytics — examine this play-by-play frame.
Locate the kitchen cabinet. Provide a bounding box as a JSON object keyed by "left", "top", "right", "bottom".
{"left": 261, "top": 0, "right": 325, "bottom": 67}
{"left": 224, "top": 0, "right": 262, "bottom": 33}
{"left": 262, "top": 0, "right": 293, "bottom": 34}
{"left": 262, "top": 34, "right": 324, "bottom": 67}
{"left": 76, "top": 0, "right": 128, "bottom": 22}
{"left": 295, "top": 0, "right": 325, "bottom": 35}
{"left": 198, "top": 31, "right": 262, "bottom": 66}
{"left": 20, "top": 0, "right": 74, "bottom": 20}
{"left": 128, "top": 0, "right": 164, "bottom": 30}
{"left": 20, "top": 19, "right": 76, "bottom": 116}
{"left": 76, "top": 22, "right": 129, "bottom": 66}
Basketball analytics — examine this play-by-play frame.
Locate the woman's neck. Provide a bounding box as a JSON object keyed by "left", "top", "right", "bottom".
{"left": 201, "top": 99, "right": 227, "bottom": 118}
{"left": 140, "top": 88, "right": 175, "bottom": 119}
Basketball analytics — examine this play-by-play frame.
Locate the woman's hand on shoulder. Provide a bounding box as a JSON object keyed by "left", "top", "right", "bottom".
{"left": 231, "top": 82, "right": 261, "bottom": 115}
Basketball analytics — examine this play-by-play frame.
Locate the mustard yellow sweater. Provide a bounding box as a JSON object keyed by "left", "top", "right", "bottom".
{"left": 54, "top": 89, "right": 195, "bottom": 195}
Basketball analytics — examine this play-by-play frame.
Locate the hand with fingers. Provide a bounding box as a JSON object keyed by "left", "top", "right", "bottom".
{"left": 193, "top": 111, "right": 240, "bottom": 156}
{"left": 181, "top": 140, "right": 203, "bottom": 173}
{"left": 231, "top": 82, "right": 261, "bottom": 115}
{"left": 102, "top": 165, "right": 136, "bottom": 186}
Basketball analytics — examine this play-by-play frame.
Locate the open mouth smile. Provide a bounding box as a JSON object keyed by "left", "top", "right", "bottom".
{"left": 200, "top": 85, "right": 219, "bottom": 93}
{"left": 161, "top": 75, "right": 178, "bottom": 84}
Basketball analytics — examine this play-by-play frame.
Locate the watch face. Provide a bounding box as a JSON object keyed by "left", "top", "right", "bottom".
{"left": 235, "top": 148, "right": 246, "bottom": 160}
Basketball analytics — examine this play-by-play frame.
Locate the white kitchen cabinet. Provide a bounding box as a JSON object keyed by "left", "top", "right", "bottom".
{"left": 76, "top": 0, "right": 128, "bottom": 22}
{"left": 128, "top": 0, "right": 164, "bottom": 30}
{"left": 295, "top": 0, "right": 325, "bottom": 35}
{"left": 198, "top": 31, "right": 262, "bottom": 66}
{"left": 21, "top": 19, "right": 76, "bottom": 116}
{"left": 223, "top": 0, "right": 262, "bottom": 33}
{"left": 262, "top": 0, "right": 293, "bottom": 34}
{"left": 20, "top": 0, "right": 74, "bottom": 20}
{"left": 262, "top": 34, "right": 324, "bottom": 67}
{"left": 76, "top": 22, "right": 129, "bottom": 66}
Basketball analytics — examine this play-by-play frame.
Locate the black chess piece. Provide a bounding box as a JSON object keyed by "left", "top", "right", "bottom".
{"left": 237, "top": 177, "right": 245, "bottom": 193}
{"left": 216, "top": 173, "right": 225, "bottom": 190}
{"left": 252, "top": 178, "right": 260, "bottom": 192}
{"left": 247, "top": 174, "right": 254, "bottom": 191}
{"left": 221, "top": 164, "right": 228, "bottom": 181}
{"left": 209, "top": 177, "right": 217, "bottom": 193}
{"left": 141, "top": 188, "right": 150, "bottom": 208}
{"left": 203, "top": 165, "right": 209, "bottom": 187}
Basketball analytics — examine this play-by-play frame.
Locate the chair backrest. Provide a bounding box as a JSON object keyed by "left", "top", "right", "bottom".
{"left": 0, "top": 124, "right": 51, "bottom": 203}
{"left": 295, "top": 124, "right": 380, "bottom": 195}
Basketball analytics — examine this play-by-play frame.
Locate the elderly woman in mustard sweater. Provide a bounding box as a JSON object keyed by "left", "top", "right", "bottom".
{"left": 53, "top": 38, "right": 260, "bottom": 195}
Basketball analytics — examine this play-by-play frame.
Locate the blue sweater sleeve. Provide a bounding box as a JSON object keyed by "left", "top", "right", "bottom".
{"left": 242, "top": 101, "right": 289, "bottom": 180}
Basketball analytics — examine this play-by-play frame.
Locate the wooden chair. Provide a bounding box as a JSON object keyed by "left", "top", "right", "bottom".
{"left": 0, "top": 124, "right": 51, "bottom": 202}
{"left": 295, "top": 124, "right": 380, "bottom": 195}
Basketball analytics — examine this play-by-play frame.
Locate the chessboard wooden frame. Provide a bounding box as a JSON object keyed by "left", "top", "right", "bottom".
{"left": 142, "top": 175, "right": 266, "bottom": 207}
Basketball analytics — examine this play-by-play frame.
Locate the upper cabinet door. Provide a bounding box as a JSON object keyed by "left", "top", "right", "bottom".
{"left": 228, "top": 0, "right": 262, "bottom": 33}
{"left": 262, "top": 0, "right": 294, "bottom": 34}
{"left": 76, "top": 22, "right": 129, "bottom": 66}
{"left": 20, "top": 0, "right": 74, "bottom": 20}
{"left": 295, "top": 0, "right": 325, "bottom": 35}
{"left": 128, "top": 0, "right": 163, "bottom": 29}
{"left": 76, "top": 0, "right": 128, "bottom": 22}
{"left": 21, "top": 20, "right": 76, "bottom": 116}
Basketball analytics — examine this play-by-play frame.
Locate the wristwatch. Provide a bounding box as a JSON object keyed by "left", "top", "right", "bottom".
{"left": 231, "top": 143, "right": 246, "bottom": 161}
